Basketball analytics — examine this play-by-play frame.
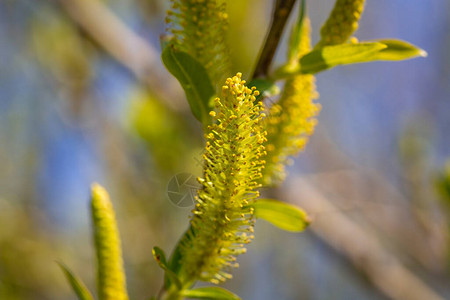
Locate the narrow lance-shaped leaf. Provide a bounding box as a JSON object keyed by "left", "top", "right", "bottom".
{"left": 152, "top": 246, "right": 182, "bottom": 290}
{"left": 287, "top": 0, "right": 307, "bottom": 62}
{"left": 436, "top": 161, "right": 450, "bottom": 203}
{"left": 167, "top": 225, "right": 195, "bottom": 281}
{"left": 273, "top": 42, "right": 385, "bottom": 77}
{"left": 367, "top": 39, "right": 427, "bottom": 61}
{"left": 249, "top": 199, "right": 311, "bottom": 232}
{"left": 274, "top": 40, "right": 426, "bottom": 77}
{"left": 91, "top": 183, "right": 129, "bottom": 300}
{"left": 300, "top": 42, "right": 387, "bottom": 74}
{"left": 181, "top": 287, "right": 241, "bottom": 300}
{"left": 58, "top": 262, "right": 95, "bottom": 300}
{"left": 161, "top": 46, "right": 215, "bottom": 125}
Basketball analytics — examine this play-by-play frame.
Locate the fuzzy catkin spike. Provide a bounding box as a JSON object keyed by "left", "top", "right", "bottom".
{"left": 263, "top": 18, "right": 320, "bottom": 186}
{"left": 180, "top": 73, "right": 267, "bottom": 284}
{"left": 91, "top": 184, "right": 129, "bottom": 300}
{"left": 166, "top": 0, "right": 231, "bottom": 88}
{"left": 317, "top": 0, "right": 365, "bottom": 47}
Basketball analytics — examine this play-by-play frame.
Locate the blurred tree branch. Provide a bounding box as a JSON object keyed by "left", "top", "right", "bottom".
{"left": 56, "top": 0, "right": 186, "bottom": 112}
{"left": 303, "top": 130, "right": 446, "bottom": 271}
{"left": 252, "top": 0, "right": 297, "bottom": 79}
{"left": 283, "top": 177, "right": 445, "bottom": 300}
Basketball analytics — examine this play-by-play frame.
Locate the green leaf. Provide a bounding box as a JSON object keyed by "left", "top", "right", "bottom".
{"left": 247, "top": 78, "right": 279, "bottom": 101}
{"left": 368, "top": 39, "right": 427, "bottom": 61}
{"left": 165, "top": 226, "right": 199, "bottom": 288}
{"left": 249, "top": 199, "right": 311, "bottom": 232}
{"left": 299, "top": 42, "right": 387, "bottom": 74}
{"left": 152, "top": 246, "right": 183, "bottom": 290}
{"left": 161, "top": 46, "right": 215, "bottom": 124}
{"left": 57, "top": 262, "right": 94, "bottom": 300}
{"left": 436, "top": 162, "right": 450, "bottom": 203}
{"left": 182, "top": 287, "right": 241, "bottom": 300}
{"left": 287, "top": 0, "right": 306, "bottom": 62}
{"left": 168, "top": 226, "right": 195, "bottom": 276}
{"left": 152, "top": 246, "right": 169, "bottom": 268}
{"left": 273, "top": 40, "right": 426, "bottom": 78}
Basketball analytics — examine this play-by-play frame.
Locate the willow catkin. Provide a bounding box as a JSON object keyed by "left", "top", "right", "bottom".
{"left": 264, "top": 18, "right": 320, "bottom": 186}
{"left": 91, "top": 184, "right": 128, "bottom": 300}
{"left": 180, "top": 73, "right": 267, "bottom": 284}
{"left": 318, "top": 0, "right": 365, "bottom": 47}
{"left": 166, "top": 0, "right": 231, "bottom": 87}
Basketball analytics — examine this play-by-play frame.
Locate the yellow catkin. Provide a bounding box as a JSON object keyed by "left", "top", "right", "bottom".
{"left": 91, "top": 184, "right": 129, "bottom": 300}
{"left": 180, "top": 73, "right": 266, "bottom": 284}
{"left": 264, "top": 18, "right": 321, "bottom": 186}
{"left": 166, "top": 0, "right": 231, "bottom": 87}
{"left": 317, "top": 0, "right": 365, "bottom": 46}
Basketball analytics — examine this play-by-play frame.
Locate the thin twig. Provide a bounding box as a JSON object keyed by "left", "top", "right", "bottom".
{"left": 57, "top": 0, "right": 186, "bottom": 112}
{"left": 252, "top": 0, "right": 297, "bottom": 79}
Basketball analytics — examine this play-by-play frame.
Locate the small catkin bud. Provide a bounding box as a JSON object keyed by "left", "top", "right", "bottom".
{"left": 318, "top": 0, "right": 365, "bottom": 46}
{"left": 91, "top": 184, "right": 129, "bottom": 300}
{"left": 166, "top": 0, "right": 231, "bottom": 88}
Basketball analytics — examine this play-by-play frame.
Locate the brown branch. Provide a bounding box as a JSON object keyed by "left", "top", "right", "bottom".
{"left": 57, "top": 0, "right": 186, "bottom": 112}
{"left": 282, "top": 177, "right": 445, "bottom": 300}
{"left": 252, "top": 0, "right": 297, "bottom": 79}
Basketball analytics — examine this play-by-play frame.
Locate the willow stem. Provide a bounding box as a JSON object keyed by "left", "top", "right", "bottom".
{"left": 252, "top": 0, "right": 297, "bottom": 79}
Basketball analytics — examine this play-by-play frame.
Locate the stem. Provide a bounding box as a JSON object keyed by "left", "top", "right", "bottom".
{"left": 159, "top": 287, "right": 183, "bottom": 300}
{"left": 252, "top": 0, "right": 298, "bottom": 79}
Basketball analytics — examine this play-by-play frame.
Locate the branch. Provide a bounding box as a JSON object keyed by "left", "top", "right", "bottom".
{"left": 252, "top": 0, "right": 297, "bottom": 79}
{"left": 57, "top": 0, "right": 186, "bottom": 112}
{"left": 283, "top": 177, "right": 445, "bottom": 300}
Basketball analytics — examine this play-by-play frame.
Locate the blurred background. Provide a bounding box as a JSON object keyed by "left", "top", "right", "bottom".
{"left": 0, "top": 0, "right": 449, "bottom": 299}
